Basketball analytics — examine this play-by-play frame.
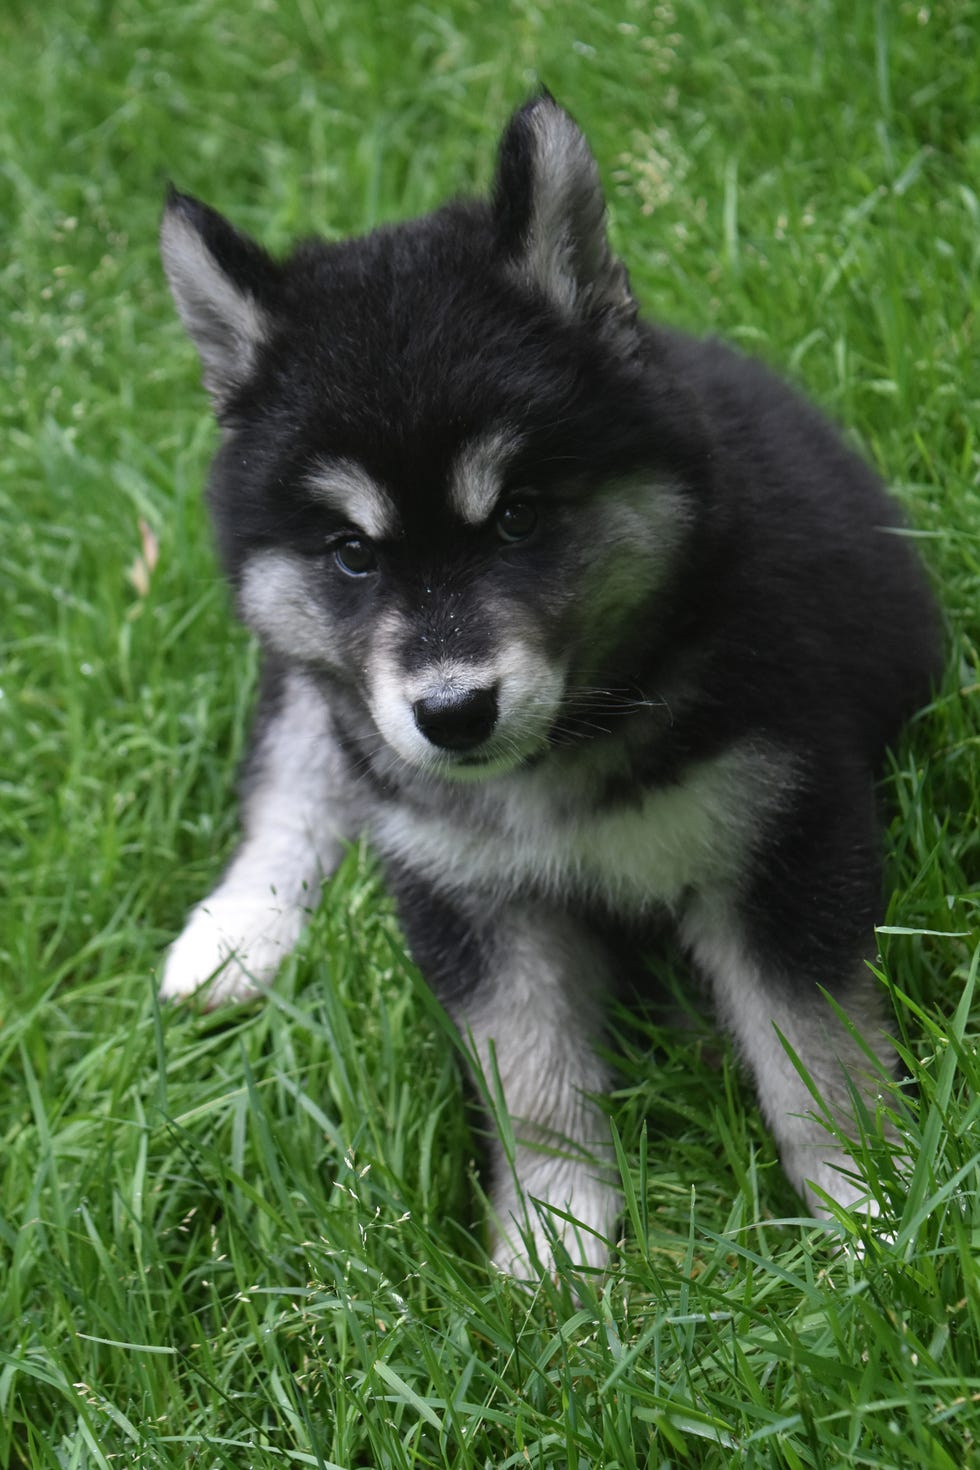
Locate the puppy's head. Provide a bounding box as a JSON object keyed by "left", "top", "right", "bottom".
{"left": 162, "top": 96, "right": 702, "bottom": 779}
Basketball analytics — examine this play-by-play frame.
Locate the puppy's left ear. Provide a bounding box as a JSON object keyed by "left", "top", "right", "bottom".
{"left": 492, "top": 94, "right": 635, "bottom": 328}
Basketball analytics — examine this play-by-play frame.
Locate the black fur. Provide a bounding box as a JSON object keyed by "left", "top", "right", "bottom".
{"left": 161, "top": 96, "right": 943, "bottom": 1271}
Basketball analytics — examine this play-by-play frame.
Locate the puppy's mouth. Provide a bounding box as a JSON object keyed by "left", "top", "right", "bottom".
{"left": 429, "top": 734, "right": 549, "bottom": 781}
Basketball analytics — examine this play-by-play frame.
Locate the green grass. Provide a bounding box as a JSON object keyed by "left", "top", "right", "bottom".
{"left": 2, "top": 0, "right": 979, "bottom": 1463}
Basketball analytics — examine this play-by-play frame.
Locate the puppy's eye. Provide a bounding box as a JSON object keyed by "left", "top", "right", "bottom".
{"left": 495, "top": 499, "right": 538, "bottom": 543}
{"left": 333, "top": 536, "right": 377, "bottom": 576}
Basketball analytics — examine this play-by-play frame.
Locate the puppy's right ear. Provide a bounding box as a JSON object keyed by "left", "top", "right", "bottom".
{"left": 160, "top": 187, "right": 280, "bottom": 410}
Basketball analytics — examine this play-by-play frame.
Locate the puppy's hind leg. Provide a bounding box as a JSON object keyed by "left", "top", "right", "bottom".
{"left": 682, "top": 895, "right": 897, "bottom": 1220}
{"left": 161, "top": 667, "right": 350, "bottom": 1007}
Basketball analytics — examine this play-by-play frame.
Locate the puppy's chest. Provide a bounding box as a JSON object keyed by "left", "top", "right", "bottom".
{"left": 372, "top": 741, "right": 786, "bottom": 913}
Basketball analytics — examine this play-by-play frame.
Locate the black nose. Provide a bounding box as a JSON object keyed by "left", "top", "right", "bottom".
{"left": 412, "top": 686, "right": 498, "bottom": 752}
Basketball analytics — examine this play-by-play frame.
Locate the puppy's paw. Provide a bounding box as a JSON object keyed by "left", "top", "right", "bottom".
{"left": 791, "top": 1147, "right": 883, "bottom": 1219}
{"left": 160, "top": 894, "right": 304, "bottom": 1008}
{"left": 490, "top": 1162, "right": 619, "bottom": 1284}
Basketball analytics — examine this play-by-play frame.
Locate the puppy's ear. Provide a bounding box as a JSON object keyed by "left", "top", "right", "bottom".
{"left": 492, "top": 94, "right": 634, "bottom": 326}
{"left": 160, "top": 188, "right": 280, "bottom": 410}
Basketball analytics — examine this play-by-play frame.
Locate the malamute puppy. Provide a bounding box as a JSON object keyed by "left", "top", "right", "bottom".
{"left": 160, "top": 96, "right": 940, "bottom": 1278}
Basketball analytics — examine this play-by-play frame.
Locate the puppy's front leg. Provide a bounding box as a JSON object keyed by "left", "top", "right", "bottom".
{"left": 161, "top": 668, "right": 350, "bottom": 1007}
{"left": 394, "top": 883, "right": 620, "bottom": 1280}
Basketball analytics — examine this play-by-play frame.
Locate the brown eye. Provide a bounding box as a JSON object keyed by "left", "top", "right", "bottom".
{"left": 496, "top": 499, "right": 538, "bottom": 543}
{"left": 333, "top": 536, "right": 377, "bottom": 576}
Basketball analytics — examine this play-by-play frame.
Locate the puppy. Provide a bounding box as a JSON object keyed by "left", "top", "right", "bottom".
{"left": 159, "top": 95, "right": 941, "bottom": 1278}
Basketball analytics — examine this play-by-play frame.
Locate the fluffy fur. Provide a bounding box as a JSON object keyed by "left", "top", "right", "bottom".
{"left": 160, "top": 95, "right": 941, "bottom": 1278}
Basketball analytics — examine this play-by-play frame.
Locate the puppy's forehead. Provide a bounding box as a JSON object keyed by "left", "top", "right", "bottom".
{"left": 449, "top": 427, "right": 524, "bottom": 525}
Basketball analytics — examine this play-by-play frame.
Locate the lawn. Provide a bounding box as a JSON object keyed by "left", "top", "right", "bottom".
{"left": 1, "top": 0, "right": 979, "bottom": 1464}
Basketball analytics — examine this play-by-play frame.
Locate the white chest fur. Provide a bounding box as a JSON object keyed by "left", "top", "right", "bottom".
{"left": 372, "top": 741, "right": 787, "bottom": 915}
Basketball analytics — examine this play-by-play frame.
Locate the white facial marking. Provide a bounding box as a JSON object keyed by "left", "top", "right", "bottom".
{"left": 307, "top": 459, "right": 399, "bottom": 541}
{"left": 365, "top": 611, "right": 564, "bottom": 777}
{"left": 449, "top": 428, "right": 524, "bottom": 526}
{"left": 238, "top": 548, "right": 342, "bottom": 669}
{"left": 578, "top": 475, "right": 692, "bottom": 644}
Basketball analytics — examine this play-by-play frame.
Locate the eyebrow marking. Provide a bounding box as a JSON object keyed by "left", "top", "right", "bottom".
{"left": 449, "top": 427, "right": 524, "bottom": 526}
{"left": 306, "top": 459, "right": 399, "bottom": 540}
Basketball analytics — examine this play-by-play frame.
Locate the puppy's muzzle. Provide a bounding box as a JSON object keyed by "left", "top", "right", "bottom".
{"left": 412, "top": 685, "right": 498, "bottom": 752}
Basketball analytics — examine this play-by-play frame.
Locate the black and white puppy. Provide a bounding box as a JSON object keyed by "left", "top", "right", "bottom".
{"left": 159, "top": 95, "right": 941, "bottom": 1278}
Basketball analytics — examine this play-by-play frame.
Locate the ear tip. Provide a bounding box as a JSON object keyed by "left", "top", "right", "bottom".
{"left": 162, "top": 184, "right": 201, "bottom": 222}
{"left": 506, "top": 91, "right": 589, "bottom": 161}
{"left": 159, "top": 187, "right": 216, "bottom": 278}
{"left": 512, "top": 87, "right": 566, "bottom": 130}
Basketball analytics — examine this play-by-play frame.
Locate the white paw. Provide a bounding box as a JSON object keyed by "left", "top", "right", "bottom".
{"left": 791, "top": 1148, "right": 903, "bottom": 1252}
{"left": 160, "top": 893, "right": 305, "bottom": 1007}
{"left": 490, "top": 1163, "right": 619, "bottom": 1283}
{"left": 789, "top": 1147, "right": 881, "bottom": 1218}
